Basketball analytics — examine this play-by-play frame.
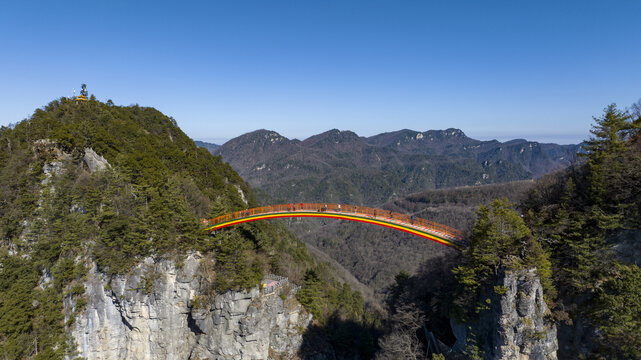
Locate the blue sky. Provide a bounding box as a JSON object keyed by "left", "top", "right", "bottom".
{"left": 1, "top": 1, "right": 640, "bottom": 145}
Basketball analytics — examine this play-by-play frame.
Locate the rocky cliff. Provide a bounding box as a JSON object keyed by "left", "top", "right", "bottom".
{"left": 453, "top": 269, "right": 558, "bottom": 360}
{"left": 68, "top": 252, "right": 312, "bottom": 360}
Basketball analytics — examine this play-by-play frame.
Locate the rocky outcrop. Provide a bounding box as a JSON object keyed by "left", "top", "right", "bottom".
{"left": 484, "top": 269, "right": 557, "bottom": 359}
{"left": 454, "top": 269, "right": 558, "bottom": 360}
{"left": 69, "top": 253, "right": 311, "bottom": 360}
{"left": 83, "top": 147, "right": 110, "bottom": 172}
{"left": 32, "top": 139, "right": 71, "bottom": 184}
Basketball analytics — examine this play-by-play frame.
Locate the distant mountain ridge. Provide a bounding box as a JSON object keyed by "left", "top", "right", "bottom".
{"left": 365, "top": 128, "right": 580, "bottom": 177}
{"left": 193, "top": 140, "right": 220, "bottom": 153}
{"left": 210, "top": 128, "right": 579, "bottom": 205}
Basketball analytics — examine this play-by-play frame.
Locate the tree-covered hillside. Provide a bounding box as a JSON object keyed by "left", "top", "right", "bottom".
{"left": 376, "top": 101, "right": 641, "bottom": 359}
{"left": 0, "top": 97, "right": 376, "bottom": 359}
{"left": 0, "top": 97, "right": 256, "bottom": 273}
{"left": 522, "top": 102, "right": 641, "bottom": 358}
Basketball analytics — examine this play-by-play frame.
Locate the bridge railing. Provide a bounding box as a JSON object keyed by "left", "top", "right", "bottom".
{"left": 203, "top": 203, "right": 464, "bottom": 240}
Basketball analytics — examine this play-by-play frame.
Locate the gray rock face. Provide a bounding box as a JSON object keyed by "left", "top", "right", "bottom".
{"left": 69, "top": 253, "right": 311, "bottom": 360}
{"left": 83, "top": 148, "right": 110, "bottom": 172}
{"left": 479, "top": 269, "right": 558, "bottom": 360}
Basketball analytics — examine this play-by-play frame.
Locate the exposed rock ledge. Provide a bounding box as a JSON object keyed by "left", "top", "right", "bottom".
{"left": 83, "top": 148, "right": 110, "bottom": 173}
{"left": 452, "top": 268, "right": 558, "bottom": 360}
{"left": 488, "top": 269, "right": 558, "bottom": 360}
{"left": 68, "top": 253, "right": 311, "bottom": 360}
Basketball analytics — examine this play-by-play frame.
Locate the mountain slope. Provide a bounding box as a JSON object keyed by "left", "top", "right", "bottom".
{"left": 0, "top": 98, "right": 375, "bottom": 359}
{"left": 0, "top": 98, "right": 263, "bottom": 358}
{"left": 214, "top": 128, "right": 578, "bottom": 294}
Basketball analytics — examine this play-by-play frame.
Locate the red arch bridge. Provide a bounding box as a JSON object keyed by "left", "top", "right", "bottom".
{"left": 202, "top": 203, "right": 466, "bottom": 249}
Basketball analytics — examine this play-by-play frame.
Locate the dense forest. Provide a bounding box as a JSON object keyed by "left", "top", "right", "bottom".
{"left": 0, "top": 97, "right": 377, "bottom": 359}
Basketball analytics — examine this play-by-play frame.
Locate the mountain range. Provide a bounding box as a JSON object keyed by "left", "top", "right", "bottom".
{"left": 199, "top": 128, "right": 579, "bottom": 206}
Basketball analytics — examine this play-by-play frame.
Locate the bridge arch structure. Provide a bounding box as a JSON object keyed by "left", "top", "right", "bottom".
{"left": 202, "top": 203, "right": 466, "bottom": 249}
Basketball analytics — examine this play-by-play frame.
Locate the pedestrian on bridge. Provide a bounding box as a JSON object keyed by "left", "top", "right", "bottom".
{"left": 338, "top": 204, "right": 341, "bottom": 212}
{"left": 288, "top": 203, "right": 292, "bottom": 212}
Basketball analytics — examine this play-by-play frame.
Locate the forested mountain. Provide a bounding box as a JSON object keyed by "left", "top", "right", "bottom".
{"left": 4, "top": 95, "right": 635, "bottom": 359}
{"left": 212, "top": 128, "right": 577, "bottom": 206}
{"left": 0, "top": 97, "right": 377, "bottom": 359}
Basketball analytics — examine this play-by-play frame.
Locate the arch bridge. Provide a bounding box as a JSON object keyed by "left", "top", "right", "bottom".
{"left": 202, "top": 203, "right": 466, "bottom": 249}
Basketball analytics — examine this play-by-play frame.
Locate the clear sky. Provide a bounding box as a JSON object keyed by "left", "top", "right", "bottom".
{"left": 1, "top": 1, "right": 640, "bottom": 145}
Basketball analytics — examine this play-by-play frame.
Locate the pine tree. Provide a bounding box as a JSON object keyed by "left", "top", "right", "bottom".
{"left": 454, "top": 198, "right": 553, "bottom": 317}
{"left": 296, "top": 269, "right": 323, "bottom": 319}
{"left": 592, "top": 263, "right": 641, "bottom": 358}
{"left": 582, "top": 104, "right": 631, "bottom": 206}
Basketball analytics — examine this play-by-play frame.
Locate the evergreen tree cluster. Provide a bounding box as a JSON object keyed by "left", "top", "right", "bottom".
{"left": 452, "top": 198, "right": 552, "bottom": 322}
{"left": 522, "top": 102, "right": 641, "bottom": 358}
{"left": 296, "top": 265, "right": 380, "bottom": 358}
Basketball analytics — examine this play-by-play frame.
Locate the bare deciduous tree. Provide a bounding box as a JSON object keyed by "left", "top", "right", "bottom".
{"left": 376, "top": 304, "right": 425, "bottom": 360}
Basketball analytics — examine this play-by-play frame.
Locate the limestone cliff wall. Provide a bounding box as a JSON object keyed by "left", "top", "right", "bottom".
{"left": 483, "top": 269, "right": 558, "bottom": 360}
{"left": 453, "top": 268, "right": 558, "bottom": 360}
{"left": 68, "top": 253, "right": 311, "bottom": 360}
